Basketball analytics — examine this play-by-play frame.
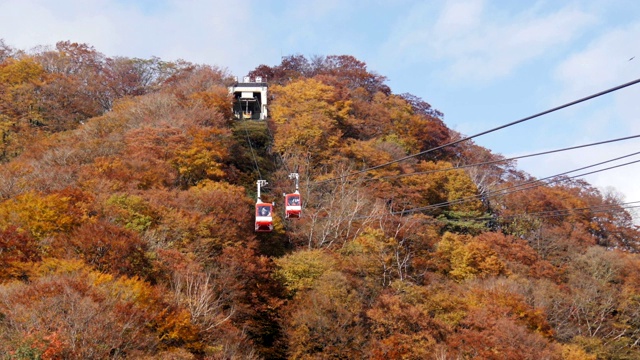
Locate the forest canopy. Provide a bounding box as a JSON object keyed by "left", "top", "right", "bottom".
{"left": 0, "top": 40, "right": 638, "bottom": 359}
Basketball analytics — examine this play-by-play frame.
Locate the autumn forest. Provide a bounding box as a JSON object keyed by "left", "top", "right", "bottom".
{"left": 0, "top": 40, "right": 639, "bottom": 359}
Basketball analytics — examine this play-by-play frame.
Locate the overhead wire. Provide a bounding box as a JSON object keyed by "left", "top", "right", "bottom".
{"left": 321, "top": 134, "right": 640, "bottom": 221}
{"left": 460, "top": 201, "right": 640, "bottom": 223}
{"left": 264, "top": 118, "right": 292, "bottom": 175}
{"left": 264, "top": 78, "right": 640, "bottom": 228}
{"left": 351, "top": 200, "right": 640, "bottom": 223}
{"left": 392, "top": 150, "right": 640, "bottom": 215}
{"left": 241, "top": 119, "right": 263, "bottom": 180}
{"left": 315, "top": 77, "right": 640, "bottom": 184}
{"left": 366, "top": 133, "right": 640, "bottom": 182}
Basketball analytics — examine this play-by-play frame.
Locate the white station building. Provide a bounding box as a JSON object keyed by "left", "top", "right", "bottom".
{"left": 229, "top": 76, "right": 268, "bottom": 120}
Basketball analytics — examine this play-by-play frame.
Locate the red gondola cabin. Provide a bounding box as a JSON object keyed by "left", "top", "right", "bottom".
{"left": 285, "top": 193, "right": 301, "bottom": 219}
{"left": 255, "top": 203, "right": 273, "bottom": 232}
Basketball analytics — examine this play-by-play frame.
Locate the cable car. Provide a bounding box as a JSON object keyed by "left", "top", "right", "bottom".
{"left": 284, "top": 173, "right": 302, "bottom": 219}
{"left": 255, "top": 180, "right": 273, "bottom": 232}
{"left": 255, "top": 203, "right": 273, "bottom": 232}
{"left": 285, "top": 193, "right": 302, "bottom": 219}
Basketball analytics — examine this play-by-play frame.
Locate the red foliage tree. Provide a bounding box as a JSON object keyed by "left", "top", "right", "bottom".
{"left": 57, "top": 221, "right": 151, "bottom": 278}
{"left": 0, "top": 226, "right": 40, "bottom": 281}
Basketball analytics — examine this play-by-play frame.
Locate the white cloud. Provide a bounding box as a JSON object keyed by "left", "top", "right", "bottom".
{"left": 433, "top": 0, "right": 484, "bottom": 37}
{"left": 550, "top": 21, "right": 640, "bottom": 139}
{"left": 0, "top": 0, "right": 265, "bottom": 75}
{"left": 381, "top": 1, "right": 595, "bottom": 84}
{"left": 554, "top": 23, "right": 640, "bottom": 95}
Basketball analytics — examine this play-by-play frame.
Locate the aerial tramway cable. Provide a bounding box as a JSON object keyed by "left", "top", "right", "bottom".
{"left": 260, "top": 77, "right": 640, "bottom": 230}
{"left": 366, "top": 133, "right": 640, "bottom": 182}
{"left": 393, "top": 151, "right": 640, "bottom": 216}
{"left": 344, "top": 150, "right": 640, "bottom": 221}
{"left": 264, "top": 118, "right": 293, "bottom": 175}
{"left": 240, "top": 119, "right": 275, "bottom": 232}
{"left": 242, "top": 119, "right": 263, "bottom": 180}
{"left": 316, "top": 77, "right": 640, "bottom": 184}
{"left": 463, "top": 201, "right": 640, "bottom": 223}
{"left": 245, "top": 117, "right": 304, "bottom": 231}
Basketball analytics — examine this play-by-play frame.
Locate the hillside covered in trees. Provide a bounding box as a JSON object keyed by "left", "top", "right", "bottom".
{"left": 0, "top": 40, "right": 639, "bottom": 359}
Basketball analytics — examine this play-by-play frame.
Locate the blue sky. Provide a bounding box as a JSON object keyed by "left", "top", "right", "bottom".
{"left": 1, "top": 0, "right": 639, "bottom": 213}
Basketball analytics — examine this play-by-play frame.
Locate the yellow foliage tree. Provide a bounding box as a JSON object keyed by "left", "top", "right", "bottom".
{"left": 400, "top": 160, "right": 483, "bottom": 213}
{"left": 0, "top": 191, "right": 81, "bottom": 241}
{"left": 106, "top": 193, "right": 157, "bottom": 233}
{"left": 369, "top": 92, "right": 420, "bottom": 150}
{"left": 0, "top": 57, "right": 45, "bottom": 85}
{"left": 270, "top": 78, "right": 350, "bottom": 167}
{"left": 273, "top": 249, "right": 337, "bottom": 297}
{"left": 436, "top": 232, "right": 507, "bottom": 281}
{"left": 341, "top": 229, "right": 407, "bottom": 287}
{"left": 562, "top": 344, "right": 597, "bottom": 360}
{"left": 172, "top": 127, "right": 229, "bottom": 187}
{"left": 0, "top": 57, "right": 47, "bottom": 160}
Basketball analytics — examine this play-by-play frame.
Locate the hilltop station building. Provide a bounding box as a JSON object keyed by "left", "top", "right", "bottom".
{"left": 229, "top": 76, "right": 268, "bottom": 120}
